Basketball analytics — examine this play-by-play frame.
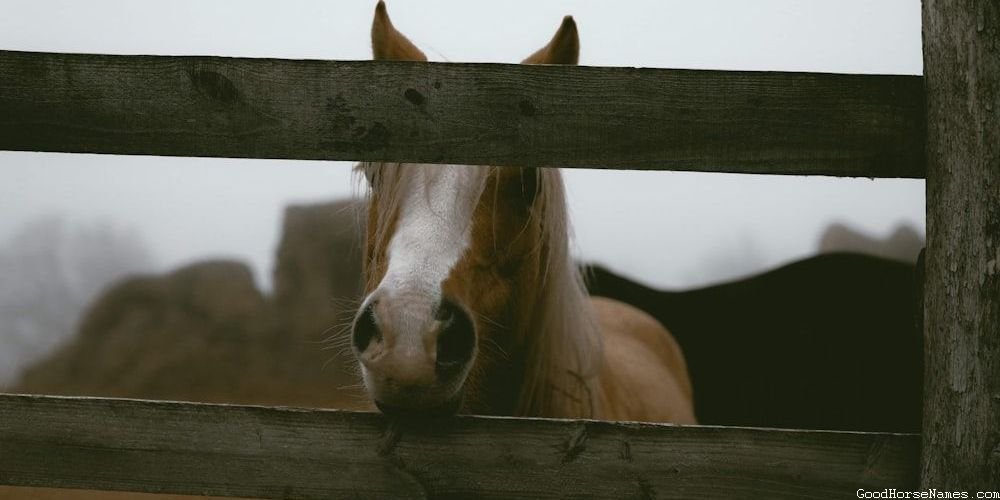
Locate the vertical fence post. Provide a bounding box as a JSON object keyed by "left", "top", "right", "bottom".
{"left": 921, "top": 0, "right": 1000, "bottom": 489}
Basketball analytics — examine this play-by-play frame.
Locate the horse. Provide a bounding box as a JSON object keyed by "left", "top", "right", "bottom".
{"left": 584, "top": 252, "right": 923, "bottom": 433}
{"left": 349, "top": 2, "right": 696, "bottom": 424}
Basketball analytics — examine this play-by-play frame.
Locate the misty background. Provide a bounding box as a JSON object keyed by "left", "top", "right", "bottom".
{"left": 0, "top": 0, "right": 924, "bottom": 384}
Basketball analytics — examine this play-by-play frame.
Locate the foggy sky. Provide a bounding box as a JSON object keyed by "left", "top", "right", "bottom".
{"left": 0, "top": 0, "right": 924, "bottom": 290}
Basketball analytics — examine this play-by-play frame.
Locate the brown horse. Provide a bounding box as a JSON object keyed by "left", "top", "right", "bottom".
{"left": 350, "top": 1, "right": 695, "bottom": 424}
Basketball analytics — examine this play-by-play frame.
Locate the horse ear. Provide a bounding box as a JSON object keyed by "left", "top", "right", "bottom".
{"left": 371, "top": 1, "right": 427, "bottom": 61}
{"left": 522, "top": 16, "right": 579, "bottom": 65}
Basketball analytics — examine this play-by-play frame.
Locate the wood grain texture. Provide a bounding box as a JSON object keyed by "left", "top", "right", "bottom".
{"left": 920, "top": 0, "right": 1000, "bottom": 489}
{"left": 0, "top": 50, "right": 925, "bottom": 177}
{"left": 0, "top": 394, "right": 918, "bottom": 499}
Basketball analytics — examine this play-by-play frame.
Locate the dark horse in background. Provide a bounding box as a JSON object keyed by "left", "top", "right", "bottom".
{"left": 584, "top": 252, "right": 923, "bottom": 433}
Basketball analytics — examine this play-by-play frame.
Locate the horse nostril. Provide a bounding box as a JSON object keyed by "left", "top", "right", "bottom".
{"left": 435, "top": 300, "right": 475, "bottom": 374}
{"left": 352, "top": 302, "right": 380, "bottom": 353}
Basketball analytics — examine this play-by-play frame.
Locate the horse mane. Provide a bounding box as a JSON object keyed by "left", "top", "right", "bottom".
{"left": 355, "top": 163, "right": 603, "bottom": 418}
{"left": 514, "top": 167, "right": 602, "bottom": 418}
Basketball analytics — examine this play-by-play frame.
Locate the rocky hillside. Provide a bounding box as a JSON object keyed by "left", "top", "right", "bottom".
{"left": 15, "top": 199, "right": 369, "bottom": 411}
{"left": 818, "top": 222, "right": 924, "bottom": 263}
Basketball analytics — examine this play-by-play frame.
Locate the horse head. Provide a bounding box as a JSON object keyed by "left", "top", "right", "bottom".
{"left": 350, "top": 1, "right": 582, "bottom": 418}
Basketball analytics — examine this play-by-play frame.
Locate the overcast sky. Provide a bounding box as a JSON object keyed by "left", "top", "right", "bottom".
{"left": 0, "top": 0, "right": 924, "bottom": 290}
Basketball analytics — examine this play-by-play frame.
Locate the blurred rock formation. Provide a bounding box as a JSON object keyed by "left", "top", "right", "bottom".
{"left": 818, "top": 221, "right": 924, "bottom": 263}
{"left": 15, "top": 200, "right": 368, "bottom": 411}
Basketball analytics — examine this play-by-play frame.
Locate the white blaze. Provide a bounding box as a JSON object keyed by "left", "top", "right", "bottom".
{"left": 375, "top": 164, "right": 484, "bottom": 309}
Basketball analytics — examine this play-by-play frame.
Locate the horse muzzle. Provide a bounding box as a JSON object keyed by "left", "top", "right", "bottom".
{"left": 351, "top": 295, "right": 477, "bottom": 416}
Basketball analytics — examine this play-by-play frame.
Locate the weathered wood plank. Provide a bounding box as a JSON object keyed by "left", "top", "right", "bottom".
{"left": 920, "top": 0, "right": 1000, "bottom": 489}
{"left": 0, "top": 393, "right": 917, "bottom": 499}
{"left": 0, "top": 50, "right": 925, "bottom": 177}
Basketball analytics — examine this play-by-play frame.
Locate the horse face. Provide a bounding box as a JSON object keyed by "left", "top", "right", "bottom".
{"left": 353, "top": 162, "right": 546, "bottom": 415}
{"left": 353, "top": 163, "right": 486, "bottom": 415}
{"left": 350, "top": 1, "right": 578, "bottom": 417}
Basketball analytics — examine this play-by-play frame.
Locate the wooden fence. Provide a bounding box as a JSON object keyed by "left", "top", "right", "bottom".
{"left": 0, "top": 394, "right": 918, "bottom": 499}
{"left": 0, "top": 0, "right": 996, "bottom": 497}
{"left": 0, "top": 50, "right": 924, "bottom": 177}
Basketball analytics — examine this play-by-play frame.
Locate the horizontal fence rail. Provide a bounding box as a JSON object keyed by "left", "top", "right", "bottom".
{"left": 0, "top": 50, "right": 925, "bottom": 177}
{"left": 0, "top": 394, "right": 918, "bottom": 499}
